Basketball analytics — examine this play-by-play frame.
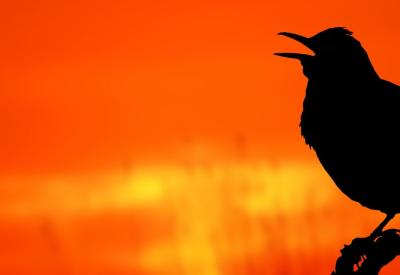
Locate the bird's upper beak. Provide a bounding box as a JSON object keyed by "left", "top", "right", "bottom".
{"left": 274, "top": 32, "right": 314, "bottom": 60}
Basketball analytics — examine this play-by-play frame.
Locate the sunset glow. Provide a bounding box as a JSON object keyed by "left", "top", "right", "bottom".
{"left": 1, "top": 0, "right": 400, "bottom": 274}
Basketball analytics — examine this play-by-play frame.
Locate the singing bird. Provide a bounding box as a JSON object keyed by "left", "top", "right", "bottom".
{"left": 275, "top": 27, "right": 400, "bottom": 238}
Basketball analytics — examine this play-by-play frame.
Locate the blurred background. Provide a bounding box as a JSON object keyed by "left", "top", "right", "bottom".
{"left": 1, "top": 0, "right": 400, "bottom": 274}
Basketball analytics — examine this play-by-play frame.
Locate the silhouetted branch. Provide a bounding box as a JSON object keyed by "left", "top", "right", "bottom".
{"left": 332, "top": 229, "right": 400, "bottom": 275}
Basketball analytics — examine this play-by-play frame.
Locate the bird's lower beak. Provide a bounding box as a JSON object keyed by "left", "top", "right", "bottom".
{"left": 274, "top": 32, "right": 314, "bottom": 61}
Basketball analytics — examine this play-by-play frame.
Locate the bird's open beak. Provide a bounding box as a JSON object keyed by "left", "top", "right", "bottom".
{"left": 274, "top": 32, "right": 314, "bottom": 60}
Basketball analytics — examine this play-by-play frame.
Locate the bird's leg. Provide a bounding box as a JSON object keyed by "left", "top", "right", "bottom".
{"left": 369, "top": 213, "right": 395, "bottom": 239}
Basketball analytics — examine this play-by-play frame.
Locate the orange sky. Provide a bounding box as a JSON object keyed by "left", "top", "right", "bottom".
{"left": 1, "top": 0, "right": 400, "bottom": 274}
{"left": 2, "top": 0, "right": 400, "bottom": 174}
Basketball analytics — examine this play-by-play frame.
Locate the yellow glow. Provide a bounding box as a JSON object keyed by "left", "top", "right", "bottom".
{"left": 1, "top": 161, "right": 332, "bottom": 216}
{"left": 110, "top": 171, "right": 166, "bottom": 207}
{"left": 1, "top": 158, "right": 393, "bottom": 275}
{"left": 236, "top": 163, "right": 334, "bottom": 215}
{"left": 129, "top": 161, "right": 336, "bottom": 275}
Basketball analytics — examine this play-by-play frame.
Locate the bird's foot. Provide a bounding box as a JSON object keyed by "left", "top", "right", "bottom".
{"left": 369, "top": 213, "right": 396, "bottom": 240}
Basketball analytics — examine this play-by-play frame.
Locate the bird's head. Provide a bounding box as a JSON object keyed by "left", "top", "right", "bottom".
{"left": 275, "top": 27, "right": 377, "bottom": 79}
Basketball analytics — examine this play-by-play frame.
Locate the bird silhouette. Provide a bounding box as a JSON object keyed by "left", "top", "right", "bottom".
{"left": 275, "top": 27, "right": 400, "bottom": 238}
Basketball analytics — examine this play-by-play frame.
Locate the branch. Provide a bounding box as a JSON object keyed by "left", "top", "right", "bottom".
{"left": 332, "top": 229, "right": 400, "bottom": 275}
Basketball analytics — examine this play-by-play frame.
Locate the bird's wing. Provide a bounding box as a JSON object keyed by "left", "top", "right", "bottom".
{"left": 381, "top": 79, "right": 400, "bottom": 102}
{"left": 369, "top": 78, "right": 400, "bottom": 163}
{"left": 378, "top": 79, "right": 400, "bottom": 128}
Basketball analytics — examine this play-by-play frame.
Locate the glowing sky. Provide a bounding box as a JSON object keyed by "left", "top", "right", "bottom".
{"left": 2, "top": 0, "right": 399, "bottom": 174}
{"left": 1, "top": 0, "right": 400, "bottom": 274}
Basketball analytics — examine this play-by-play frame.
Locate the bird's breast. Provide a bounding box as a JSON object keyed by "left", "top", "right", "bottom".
{"left": 299, "top": 80, "right": 361, "bottom": 149}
